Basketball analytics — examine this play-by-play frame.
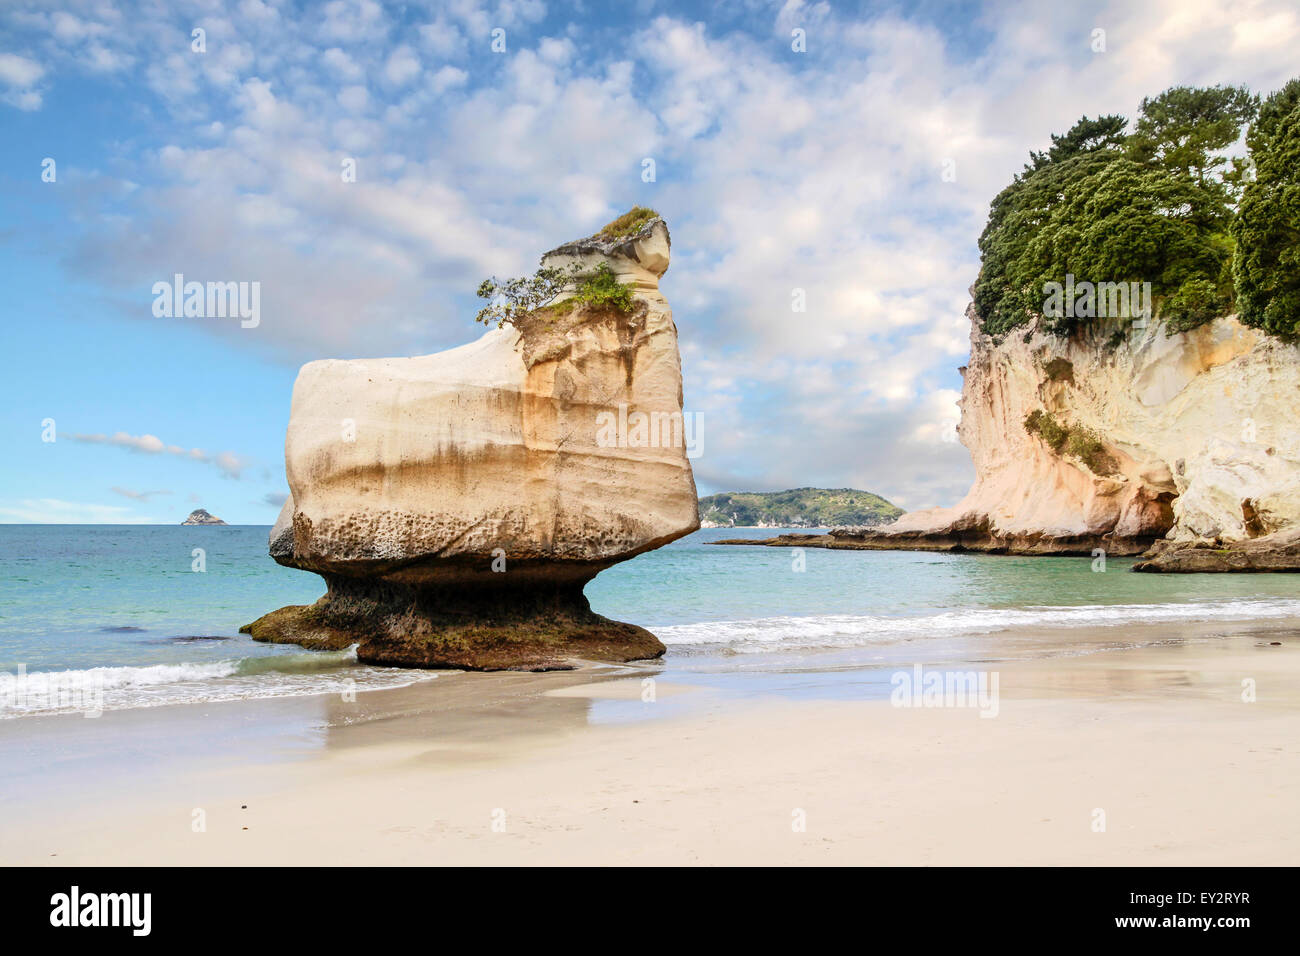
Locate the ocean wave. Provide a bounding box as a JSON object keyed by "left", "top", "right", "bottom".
{"left": 653, "top": 599, "right": 1300, "bottom": 652}
{"left": 0, "top": 647, "right": 438, "bottom": 719}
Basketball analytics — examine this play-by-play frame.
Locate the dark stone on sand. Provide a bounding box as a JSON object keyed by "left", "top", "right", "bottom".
{"left": 240, "top": 571, "right": 665, "bottom": 672}
{"left": 1132, "top": 529, "right": 1300, "bottom": 572}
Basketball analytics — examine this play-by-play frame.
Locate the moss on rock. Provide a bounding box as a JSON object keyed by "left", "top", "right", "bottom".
{"left": 598, "top": 206, "right": 659, "bottom": 239}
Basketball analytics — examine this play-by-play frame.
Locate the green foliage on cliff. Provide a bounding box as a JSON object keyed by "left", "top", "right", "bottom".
{"left": 1233, "top": 79, "right": 1300, "bottom": 340}
{"left": 1024, "top": 409, "right": 1069, "bottom": 452}
{"left": 476, "top": 262, "right": 634, "bottom": 329}
{"left": 698, "top": 488, "right": 903, "bottom": 528}
{"left": 564, "top": 262, "right": 634, "bottom": 312}
{"left": 1064, "top": 427, "right": 1118, "bottom": 477}
{"left": 975, "top": 83, "right": 1266, "bottom": 338}
{"left": 599, "top": 206, "right": 659, "bottom": 239}
{"left": 1024, "top": 411, "right": 1118, "bottom": 476}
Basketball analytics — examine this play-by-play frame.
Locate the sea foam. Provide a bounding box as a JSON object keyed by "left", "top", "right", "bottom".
{"left": 653, "top": 598, "right": 1300, "bottom": 653}
{"left": 0, "top": 647, "right": 438, "bottom": 719}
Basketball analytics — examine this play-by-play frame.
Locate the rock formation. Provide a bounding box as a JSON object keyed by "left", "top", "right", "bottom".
{"left": 722, "top": 307, "right": 1300, "bottom": 571}
{"left": 241, "top": 216, "right": 699, "bottom": 668}
{"left": 182, "top": 509, "right": 226, "bottom": 525}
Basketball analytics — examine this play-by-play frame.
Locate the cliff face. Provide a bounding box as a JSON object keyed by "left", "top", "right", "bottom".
{"left": 243, "top": 217, "right": 699, "bottom": 668}
{"left": 885, "top": 308, "right": 1300, "bottom": 567}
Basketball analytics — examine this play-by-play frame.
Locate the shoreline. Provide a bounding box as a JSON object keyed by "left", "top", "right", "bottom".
{"left": 3, "top": 618, "right": 1298, "bottom": 865}
{"left": 713, "top": 529, "right": 1300, "bottom": 572}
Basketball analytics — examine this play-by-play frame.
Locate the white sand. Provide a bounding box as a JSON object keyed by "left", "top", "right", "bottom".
{"left": 4, "top": 634, "right": 1298, "bottom": 866}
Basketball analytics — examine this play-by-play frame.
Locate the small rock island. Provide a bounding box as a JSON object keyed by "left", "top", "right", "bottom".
{"left": 182, "top": 509, "right": 226, "bottom": 525}
{"left": 242, "top": 213, "right": 698, "bottom": 669}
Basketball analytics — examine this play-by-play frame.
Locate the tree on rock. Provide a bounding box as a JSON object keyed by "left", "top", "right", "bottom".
{"left": 1233, "top": 78, "right": 1300, "bottom": 340}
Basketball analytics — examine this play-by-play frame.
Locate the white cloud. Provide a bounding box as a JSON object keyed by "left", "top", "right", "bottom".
{"left": 111, "top": 487, "right": 173, "bottom": 501}
{"left": 417, "top": 18, "right": 467, "bottom": 58}
{"left": 12, "top": 0, "right": 1300, "bottom": 509}
{"left": 239, "top": 0, "right": 281, "bottom": 25}
{"left": 0, "top": 498, "right": 152, "bottom": 524}
{"left": 83, "top": 43, "right": 133, "bottom": 72}
{"left": 73, "top": 431, "right": 167, "bottom": 453}
{"left": 0, "top": 52, "right": 45, "bottom": 109}
{"left": 322, "top": 47, "right": 363, "bottom": 81}
{"left": 338, "top": 83, "right": 369, "bottom": 111}
{"left": 70, "top": 432, "right": 251, "bottom": 479}
{"left": 50, "top": 12, "right": 105, "bottom": 43}
{"left": 383, "top": 45, "right": 421, "bottom": 86}
{"left": 430, "top": 65, "right": 468, "bottom": 94}
{"left": 319, "top": 0, "right": 388, "bottom": 44}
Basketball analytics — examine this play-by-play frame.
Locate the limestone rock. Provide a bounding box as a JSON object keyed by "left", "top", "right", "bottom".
{"left": 722, "top": 306, "right": 1300, "bottom": 570}
{"left": 182, "top": 509, "right": 226, "bottom": 525}
{"left": 867, "top": 309, "right": 1300, "bottom": 567}
{"left": 243, "top": 216, "right": 699, "bottom": 668}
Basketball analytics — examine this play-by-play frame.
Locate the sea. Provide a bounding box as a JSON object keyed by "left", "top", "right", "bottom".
{"left": 3, "top": 524, "right": 1299, "bottom": 718}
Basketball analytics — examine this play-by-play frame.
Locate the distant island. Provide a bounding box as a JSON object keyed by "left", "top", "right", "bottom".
{"left": 698, "top": 488, "right": 903, "bottom": 528}
{"left": 182, "top": 509, "right": 226, "bottom": 526}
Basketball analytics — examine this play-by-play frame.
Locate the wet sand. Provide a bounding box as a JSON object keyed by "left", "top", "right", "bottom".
{"left": 2, "top": 621, "right": 1298, "bottom": 866}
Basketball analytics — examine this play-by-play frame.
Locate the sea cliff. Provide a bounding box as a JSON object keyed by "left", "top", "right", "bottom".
{"left": 722, "top": 308, "right": 1300, "bottom": 570}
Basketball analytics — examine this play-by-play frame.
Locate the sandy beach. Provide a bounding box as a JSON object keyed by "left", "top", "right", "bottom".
{"left": 3, "top": 621, "right": 1297, "bottom": 867}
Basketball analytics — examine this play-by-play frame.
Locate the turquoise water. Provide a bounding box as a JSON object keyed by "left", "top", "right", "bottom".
{"left": 2, "top": 524, "right": 1299, "bottom": 716}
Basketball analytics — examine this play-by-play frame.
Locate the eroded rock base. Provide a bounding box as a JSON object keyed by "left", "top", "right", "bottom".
{"left": 240, "top": 575, "right": 665, "bottom": 671}
{"left": 1133, "top": 530, "right": 1300, "bottom": 572}
{"left": 714, "top": 530, "right": 1157, "bottom": 556}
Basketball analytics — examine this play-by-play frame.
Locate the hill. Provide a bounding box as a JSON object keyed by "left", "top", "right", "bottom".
{"left": 698, "top": 488, "right": 903, "bottom": 529}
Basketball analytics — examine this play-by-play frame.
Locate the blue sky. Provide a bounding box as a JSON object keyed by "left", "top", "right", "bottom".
{"left": 2, "top": 0, "right": 1298, "bottom": 523}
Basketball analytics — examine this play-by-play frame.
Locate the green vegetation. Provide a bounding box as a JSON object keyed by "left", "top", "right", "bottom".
{"left": 475, "top": 267, "right": 569, "bottom": 329}
{"left": 1042, "top": 357, "right": 1075, "bottom": 383}
{"left": 476, "top": 262, "right": 634, "bottom": 329}
{"left": 474, "top": 208, "right": 656, "bottom": 329}
{"left": 974, "top": 82, "right": 1280, "bottom": 339}
{"left": 598, "top": 206, "right": 659, "bottom": 239}
{"left": 564, "top": 262, "right": 633, "bottom": 312}
{"left": 1023, "top": 409, "right": 1069, "bottom": 453}
{"left": 1064, "top": 427, "right": 1118, "bottom": 476}
{"left": 698, "top": 488, "right": 904, "bottom": 528}
{"left": 1232, "top": 79, "right": 1300, "bottom": 340}
{"left": 1164, "top": 277, "right": 1232, "bottom": 333}
{"left": 1024, "top": 410, "right": 1118, "bottom": 476}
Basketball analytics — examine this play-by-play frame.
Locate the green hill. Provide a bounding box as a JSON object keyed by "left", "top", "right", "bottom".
{"left": 698, "top": 488, "right": 903, "bottom": 529}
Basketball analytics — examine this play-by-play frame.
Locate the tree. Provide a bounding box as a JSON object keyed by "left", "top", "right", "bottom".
{"left": 1127, "top": 85, "right": 1258, "bottom": 186}
{"left": 1026, "top": 114, "right": 1127, "bottom": 172}
{"left": 974, "top": 85, "right": 1260, "bottom": 338}
{"left": 475, "top": 262, "right": 634, "bottom": 329}
{"left": 1232, "top": 78, "right": 1300, "bottom": 339}
{"left": 474, "top": 267, "right": 571, "bottom": 329}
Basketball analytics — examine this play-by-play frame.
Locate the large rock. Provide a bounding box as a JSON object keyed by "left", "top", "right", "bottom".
{"left": 242, "top": 216, "right": 699, "bottom": 668}
{"left": 874, "top": 310, "right": 1300, "bottom": 566}
{"left": 182, "top": 509, "right": 226, "bottom": 525}
{"left": 719, "top": 306, "right": 1300, "bottom": 569}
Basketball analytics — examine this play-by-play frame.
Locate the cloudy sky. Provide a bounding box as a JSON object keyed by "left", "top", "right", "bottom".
{"left": 2, "top": 0, "right": 1297, "bottom": 523}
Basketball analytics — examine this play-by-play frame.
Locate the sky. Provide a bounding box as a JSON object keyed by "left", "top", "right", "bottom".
{"left": 1, "top": 0, "right": 1298, "bottom": 524}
